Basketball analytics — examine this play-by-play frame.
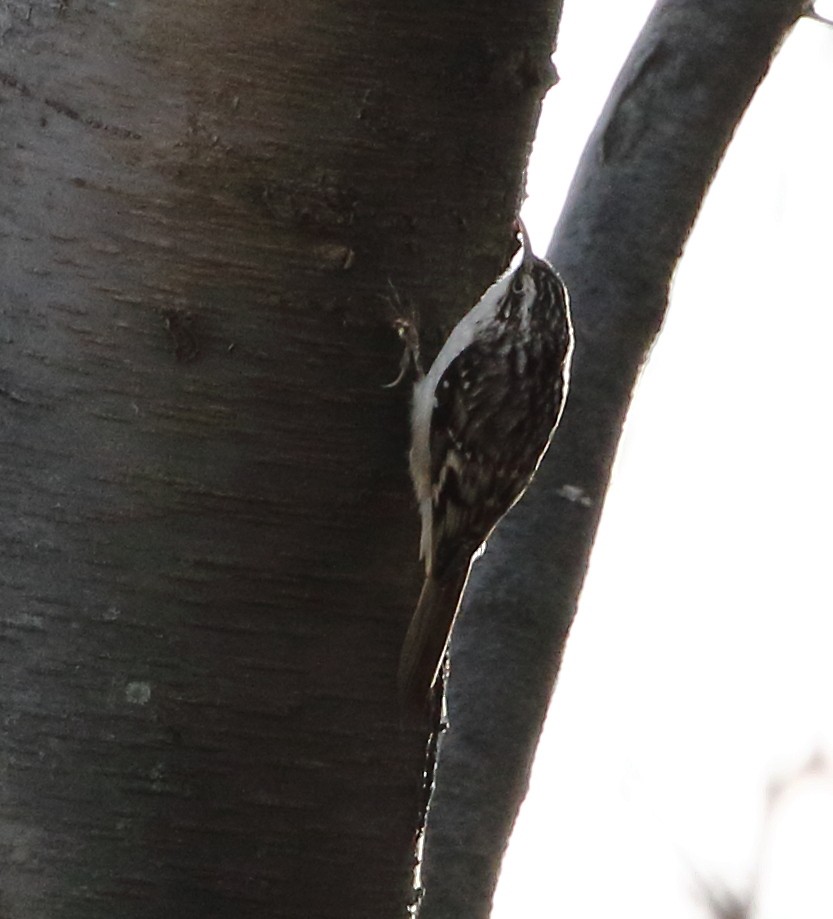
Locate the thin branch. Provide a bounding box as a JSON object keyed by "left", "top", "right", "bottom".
{"left": 803, "top": 2, "right": 833, "bottom": 27}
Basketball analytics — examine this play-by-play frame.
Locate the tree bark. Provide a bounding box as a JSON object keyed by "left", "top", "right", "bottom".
{"left": 420, "top": 1, "right": 808, "bottom": 917}
{"left": 0, "top": 1, "right": 557, "bottom": 917}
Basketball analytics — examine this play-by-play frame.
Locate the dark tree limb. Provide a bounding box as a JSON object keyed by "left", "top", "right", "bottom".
{"left": 420, "top": 1, "right": 808, "bottom": 916}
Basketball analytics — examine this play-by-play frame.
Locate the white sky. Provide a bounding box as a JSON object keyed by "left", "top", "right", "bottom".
{"left": 494, "top": 3, "right": 833, "bottom": 917}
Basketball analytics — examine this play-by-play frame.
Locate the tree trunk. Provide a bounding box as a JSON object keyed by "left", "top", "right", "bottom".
{"left": 0, "top": 1, "right": 558, "bottom": 917}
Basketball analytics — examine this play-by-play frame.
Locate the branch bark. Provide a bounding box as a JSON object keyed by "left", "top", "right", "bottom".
{"left": 421, "top": 1, "right": 808, "bottom": 916}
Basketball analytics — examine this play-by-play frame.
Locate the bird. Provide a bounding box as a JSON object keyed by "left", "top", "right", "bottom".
{"left": 397, "top": 218, "right": 574, "bottom": 714}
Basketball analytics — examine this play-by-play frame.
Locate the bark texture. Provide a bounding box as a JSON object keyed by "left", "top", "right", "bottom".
{"left": 0, "top": 1, "right": 557, "bottom": 917}
{"left": 420, "top": 1, "right": 808, "bottom": 917}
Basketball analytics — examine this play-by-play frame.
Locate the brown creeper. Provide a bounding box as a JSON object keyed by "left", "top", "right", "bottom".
{"left": 398, "top": 219, "right": 574, "bottom": 712}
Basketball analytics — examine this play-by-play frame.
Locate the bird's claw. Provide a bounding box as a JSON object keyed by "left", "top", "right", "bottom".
{"left": 383, "top": 317, "right": 423, "bottom": 388}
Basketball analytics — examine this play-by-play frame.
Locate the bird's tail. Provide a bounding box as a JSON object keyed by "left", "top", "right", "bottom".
{"left": 398, "top": 565, "right": 470, "bottom": 717}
